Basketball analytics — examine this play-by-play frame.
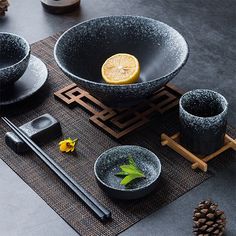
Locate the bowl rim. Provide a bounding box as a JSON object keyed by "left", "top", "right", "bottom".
{"left": 54, "top": 15, "right": 189, "bottom": 88}
{"left": 0, "top": 32, "right": 31, "bottom": 71}
{"left": 94, "top": 145, "right": 162, "bottom": 192}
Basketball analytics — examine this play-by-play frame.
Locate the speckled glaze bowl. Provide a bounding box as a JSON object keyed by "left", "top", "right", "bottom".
{"left": 94, "top": 145, "right": 161, "bottom": 200}
{"left": 179, "top": 89, "right": 228, "bottom": 155}
{"left": 0, "top": 32, "right": 30, "bottom": 89}
{"left": 54, "top": 15, "right": 189, "bottom": 107}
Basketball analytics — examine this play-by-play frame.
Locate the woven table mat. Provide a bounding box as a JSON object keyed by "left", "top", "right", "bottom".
{"left": 0, "top": 34, "right": 235, "bottom": 236}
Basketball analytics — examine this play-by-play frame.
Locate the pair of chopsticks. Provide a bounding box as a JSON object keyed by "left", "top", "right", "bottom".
{"left": 1, "top": 117, "right": 111, "bottom": 222}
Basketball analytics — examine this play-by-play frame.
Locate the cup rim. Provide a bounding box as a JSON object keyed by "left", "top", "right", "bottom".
{"left": 179, "top": 89, "right": 228, "bottom": 119}
{"left": 0, "top": 32, "right": 31, "bottom": 71}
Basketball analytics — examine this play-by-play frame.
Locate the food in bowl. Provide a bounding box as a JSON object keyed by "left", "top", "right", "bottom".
{"left": 101, "top": 53, "right": 140, "bottom": 85}
{"left": 54, "top": 15, "right": 189, "bottom": 107}
{"left": 94, "top": 145, "right": 161, "bottom": 200}
{"left": 115, "top": 154, "right": 146, "bottom": 187}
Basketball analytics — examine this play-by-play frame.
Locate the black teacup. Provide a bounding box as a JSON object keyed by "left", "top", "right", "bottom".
{"left": 179, "top": 89, "right": 228, "bottom": 155}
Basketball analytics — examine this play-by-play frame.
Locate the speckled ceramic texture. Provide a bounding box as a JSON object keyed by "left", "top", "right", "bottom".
{"left": 0, "top": 32, "right": 31, "bottom": 89}
{"left": 179, "top": 89, "right": 228, "bottom": 155}
{"left": 54, "top": 15, "right": 189, "bottom": 107}
{"left": 0, "top": 55, "right": 48, "bottom": 106}
{"left": 94, "top": 145, "right": 161, "bottom": 200}
{"left": 5, "top": 113, "right": 62, "bottom": 154}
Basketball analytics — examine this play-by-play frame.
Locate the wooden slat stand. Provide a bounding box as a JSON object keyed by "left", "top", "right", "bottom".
{"left": 161, "top": 132, "right": 236, "bottom": 172}
{"left": 54, "top": 83, "right": 182, "bottom": 139}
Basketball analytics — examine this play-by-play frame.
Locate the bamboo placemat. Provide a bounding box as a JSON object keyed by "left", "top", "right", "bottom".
{"left": 0, "top": 33, "right": 234, "bottom": 236}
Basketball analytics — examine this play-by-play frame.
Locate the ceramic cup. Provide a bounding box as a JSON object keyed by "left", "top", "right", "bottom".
{"left": 179, "top": 89, "right": 228, "bottom": 155}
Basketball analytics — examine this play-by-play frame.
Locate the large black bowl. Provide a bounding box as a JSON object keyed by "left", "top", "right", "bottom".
{"left": 54, "top": 15, "right": 189, "bottom": 106}
{"left": 0, "top": 32, "right": 30, "bottom": 89}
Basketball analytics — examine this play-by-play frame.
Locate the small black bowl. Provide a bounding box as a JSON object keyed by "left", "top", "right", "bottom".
{"left": 94, "top": 145, "right": 161, "bottom": 200}
{"left": 0, "top": 32, "right": 31, "bottom": 89}
{"left": 54, "top": 15, "right": 189, "bottom": 107}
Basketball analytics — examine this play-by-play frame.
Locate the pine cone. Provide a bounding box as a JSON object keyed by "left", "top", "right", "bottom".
{"left": 193, "top": 200, "right": 226, "bottom": 236}
{"left": 0, "top": 0, "right": 9, "bottom": 16}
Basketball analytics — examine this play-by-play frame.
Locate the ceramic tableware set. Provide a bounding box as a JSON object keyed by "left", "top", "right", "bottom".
{"left": 0, "top": 16, "right": 230, "bottom": 204}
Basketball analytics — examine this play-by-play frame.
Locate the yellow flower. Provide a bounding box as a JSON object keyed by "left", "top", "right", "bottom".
{"left": 59, "top": 138, "right": 78, "bottom": 153}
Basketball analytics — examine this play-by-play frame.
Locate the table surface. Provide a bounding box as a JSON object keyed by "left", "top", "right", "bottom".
{"left": 1, "top": 0, "right": 236, "bottom": 235}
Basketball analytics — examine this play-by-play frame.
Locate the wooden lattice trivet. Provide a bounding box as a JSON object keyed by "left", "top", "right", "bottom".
{"left": 161, "top": 132, "right": 236, "bottom": 172}
{"left": 54, "top": 83, "right": 182, "bottom": 139}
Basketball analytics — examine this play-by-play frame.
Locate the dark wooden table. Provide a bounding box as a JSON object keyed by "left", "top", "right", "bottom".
{"left": 1, "top": 0, "right": 236, "bottom": 235}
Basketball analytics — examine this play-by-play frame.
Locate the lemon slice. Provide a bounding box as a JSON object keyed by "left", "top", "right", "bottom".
{"left": 101, "top": 53, "right": 140, "bottom": 85}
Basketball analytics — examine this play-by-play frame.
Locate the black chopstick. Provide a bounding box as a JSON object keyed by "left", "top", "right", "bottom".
{"left": 2, "top": 117, "right": 111, "bottom": 221}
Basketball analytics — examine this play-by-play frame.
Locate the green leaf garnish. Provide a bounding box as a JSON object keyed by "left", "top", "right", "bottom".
{"left": 120, "top": 165, "right": 144, "bottom": 175}
{"left": 120, "top": 174, "right": 145, "bottom": 186}
{"left": 115, "top": 155, "right": 145, "bottom": 186}
{"left": 115, "top": 171, "right": 129, "bottom": 176}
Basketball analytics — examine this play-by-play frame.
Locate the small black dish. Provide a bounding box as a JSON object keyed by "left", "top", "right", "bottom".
{"left": 54, "top": 15, "right": 189, "bottom": 107}
{"left": 0, "top": 32, "right": 30, "bottom": 89}
{"left": 94, "top": 145, "right": 161, "bottom": 200}
{"left": 179, "top": 89, "right": 228, "bottom": 155}
{"left": 0, "top": 55, "right": 48, "bottom": 106}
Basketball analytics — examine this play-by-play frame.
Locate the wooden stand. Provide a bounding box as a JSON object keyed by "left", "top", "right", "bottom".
{"left": 161, "top": 132, "right": 236, "bottom": 172}
{"left": 54, "top": 83, "right": 182, "bottom": 139}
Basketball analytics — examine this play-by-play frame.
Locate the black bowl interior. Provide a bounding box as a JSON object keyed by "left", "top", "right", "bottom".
{"left": 95, "top": 146, "right": 161, "bottom": 191}
{"left": 0, "top": 33, "right": 29, "bottom": 69}
{"left": 55, "top": 16, "right": 188, "bottom": 84}
{"left": 181, "top": 90, "right": 227, "bottom": 117}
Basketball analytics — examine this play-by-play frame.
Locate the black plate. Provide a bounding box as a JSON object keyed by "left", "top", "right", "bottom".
{"left": 0, "top": 55, "right": 48, "bottom": 106}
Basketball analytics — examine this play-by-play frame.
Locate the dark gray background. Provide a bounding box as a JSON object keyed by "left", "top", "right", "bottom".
{"left": 0, "top": 0, "right": 235, "bottom": 235}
